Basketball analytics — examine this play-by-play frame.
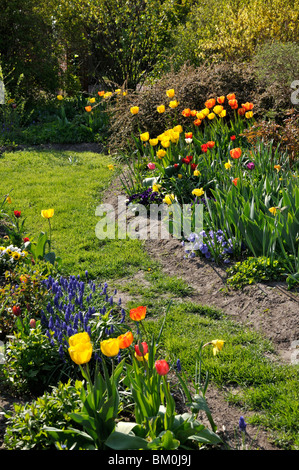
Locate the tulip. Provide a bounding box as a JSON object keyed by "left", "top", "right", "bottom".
{"left": 201, "top": 144, "right": 208, "bottom": 153}
{"left": 89, "top": 97, "right": 96, "bottom": 103}
{"left": 194, "top": 169, "right": 201, "bottom": 176}
{"left": 161, "top": 139, "right": 170, "bottom": 148}
{"left": 247, "top": 162, "right": 255, "bottom": 170}
{"left": 29, "top": 319, "right": 36, "bottom": 328}
{"left": 227, "top": 93, "right": 235, "bottom": 100}
{"left": 155, "top": 359, "right": 170, "bottom": 376}
{"left": 237, "top": 107, "right": 246, "bottom": 116}
{"left": 149, "top": 138, "right": 159, "bottom": 146}
{"left": 230, "top": 148, "right": 242, "bottom": 159}
{"left": 274, "top": 165, "right": 281, "bottom": 172}
{"left": 57, "top": 95, "right": 64, "bottom": 100}
{"left": 41, "top": 209, "right": 54, "bottom": 219}
{"left": 219, "top": 110, "right": 227, "bottom": 117}
{"left": 211, "top": 339, "right": 225, "bottom": 355}
{"left": 228, "top": 99, "right": 238, "bottom": 109}
{"left": 245, "top": 111, "right": 253, "bottom": 119}
{"left": 193, "top": 118, "right": 202, "bottom": 126}
{"left": 12, "top": 305, "right": 21, "bottom": 316}
{"left": 173, "top": 125, "right": 183, "bottom": 133}
{"left": 166, "top": 89, "right": 175, "bottom": 98}
{"left": 130, "top": 106, "right": 139, "bottom": 115}
{"left": 169, "top": 100, "right": 179, "bottom": 108}
{"left": 206, "top": 141, "right": 215, "bottom": 149}
{"left": 152, "top": 183, "right": 161, "bottom": 193}
{"left": 14, "top": 210, "right": 21, "bottom": 218}
{"left": 68, "top": 332, "right": 93, "bottom": 365}
{"left": 232, "top": 177, "right": 239, "bottom": 186}
{"left": 135, "top": 352, "right": 149, "bottom": 362}
{"left": 185, "top": 132, "right": 193, "bottom": 139}
{"left": 6, "top": 196, "right": 12, "bottom": 204}
{"left": 23, "top": 237, "right": 30, "bottom": 242}
{"left": 205, "top": 98, "right": 216, "bottom": 109}
{"left": 157, "top": 149, "right": 166, "bottom": 159}
{"left": 242, "top": 102, "right": 254, "bottom": 111}
{"left": 192, "top": 188, "right": 204, "bottom": 197}
{"left": 98, "top": 91, "right": 105, "bottom": 96}
{"left": 135, "top": 341, "right": 149, "bottom": 356}
{"left": 182, "top": 108, "right": 191, "bottom": 117}
{"left": 217, "top": 96, "right": 225, "bottom": 104}
{"left": 202, "top": 108, "right": 210, "bottom": 116}
{"left": 140, "top": 131, "right": 149, "bottom": 142}
{"left": 147, "top": 163, "right": 155, "bottom": 170}
{"left": 129, "top": 306, "right": 147, "bottom": 321}
{"left": 118, "top": 331, "right": 134, "bottom": 349}
{"left": 85, "top": 106, "right": 92, "bottom": 112}
{"left": 157, "top": 104, "right": 165, "bottom": 113}
{"left": 213, "top": 105, "right": 223, "bottom": 115}
{"left": 100, "top": 338, "right": 120, "bottom": 357}
{"left": 207, "top": 113, "right": 215, "bottom": 120}
{"left": 230, "top": 135, "right": 236, "bottom": 141}
{"left": 196, "top": 111, "right": 205, "bottom": 120}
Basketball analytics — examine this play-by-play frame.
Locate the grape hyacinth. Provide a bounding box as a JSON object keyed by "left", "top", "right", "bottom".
{"left": 40, "top": 275, "right": 123, "bottom": 360}
{"left": 183, "top": 229, "right": 234, "bottom": 263}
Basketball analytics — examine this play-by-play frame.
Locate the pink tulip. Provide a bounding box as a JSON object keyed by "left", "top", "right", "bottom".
{"left": 147, "top": 163, "right": 155, "bottom": 170}
{"left": 29, "top": 319, "right": 36, "bottom": 328}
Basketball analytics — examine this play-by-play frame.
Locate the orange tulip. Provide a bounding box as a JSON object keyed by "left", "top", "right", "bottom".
{"left": 227, "top": 93, "right": 236, "bottom": 100}
{"left": 207, "top": 141, "right": 215, "bottom": 149}
{"left": 85, "top": 106, "right": 92, "bottom": 112}
{"left": 118, "top": 331, "right": 134, "bottom": 349}
{"left": 190, "top": 109, "right": 198, "bottom": 116}
{"left": 228, "top": 99, "right": 238, "bottom": 109}
{"left": 130, "top": 306, "right": 146, "bottom": 322}
{"left": 182, "top": 108, "right": 191, "bottom": 117}
{"left": 98, "top": 91, "right": 105, "bottom": 96}
{"left": 242, "top": 102, "right": 254, "bottom": 111}
{"left": 230, "top": 148, "right": 242, "bottom": 159}
{"left": 205, "top": 98, "right": 216, "bottom": 109}
{"left": 193, "top": 118, "right": 202, "bottom": 126}
{"left": 217, "top": 96, "right": 225, "bottom": 104}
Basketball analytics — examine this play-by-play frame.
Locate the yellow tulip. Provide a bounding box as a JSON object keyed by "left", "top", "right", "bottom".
{"left": 89, "top": 97, "right": 96, "bottom": 103}
{"left": 169, "top": 100, "right": 179, "bottom": 109}
{"left": 202, "top": 108, "right": 210, "bottom": 116}
{"left": 157, "top": 104, "right": 165, "bottom": 113}
{"left": 161, "top": 139, "right": 170, "bottom": 148}
{"left": 207, "top": 113, "right": 215, "bottom": 120}
{"left": 193, "top": 170, "right": 201, "bottom": 176}
{"left": 178, "top": 174, "right": 183, "bottom": 179}
{"left": 173, "top": 124, "right": 183, "bottom": 133}
{"left": 219, "top": 109, "right": 227, "bottom": 118}
{"left": 100, "top": 338, "right": 120, "bottom": 357}
{"left": 245, "top": 111, "right": 253, "bottom": 119}
{"left": 149, "top": 138, "right": 159, "bottom": 146}
{"left": 211, "top": 339, "right": 225, "bottom": 356}
{"left": 140, "top": 131, "right": 149, "bottom": 142}
{"left": 213, "top": 105, "right": 223, "bottom": 115}
{"left": 68, "top": 332, "right": 92, "bottom": 365}
{"left": 157, "top": 149, "right": 166, "bottom": 159}
{"left": 192, "top": 188, "right": 204, "bottom": 197}
{"left": 41, "top": 209, "right": 54, "bottom": 219}
{"left": 196, "top": 112, "right": 205, "bottom": 120}
{"left": 57, "top": 95, "right": 63, "bottom": 101}
{"left": 134, "top": 352, "right": 149, "bottom": 362}
{"left": 166, "top": 89, "right": 175, "bottom": 98}
{"left": 130, "top": 106, "right": 139, "bottom": 115}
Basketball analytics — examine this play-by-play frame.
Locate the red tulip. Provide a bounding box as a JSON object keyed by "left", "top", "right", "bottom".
{"left": 201, "top": 144, "right": 208, "bottom": 153}
{"left": 23, "top": 237, "right": 30, "bottom": 242}
{"left": 12, "top": 305, "right": 21, "bottom": 316}
{"left": 14, "top": 210, "right": 21, "bottom": 218}
{"left": 206, "top": 141, "right": 215, "bottom": 149}
{"left": 230, "top": 135, "right": 236, "bottom": 141}
{"left": 230, "top": 148, "right": 242, "bottom": 159}
{"left": 155, "top": 359, "right": 170, "bottom": 376}
{"left": 134, "top": 342, "right": 148, "bottom": 356}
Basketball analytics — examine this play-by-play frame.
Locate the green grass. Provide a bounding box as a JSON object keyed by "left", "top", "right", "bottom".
{"left": 0, "top": 149, "right": 152, "bottom": 278}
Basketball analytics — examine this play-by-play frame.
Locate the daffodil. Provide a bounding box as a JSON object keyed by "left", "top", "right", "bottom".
{"left": 108, "top": 164, "right": 114, "bottom": 170}
{"left": 211, "top": 339, "right": 225, "bottom": 356}
{"left": 163, "top": 194, "right": 175, "bottom": 205}
{"left": 224, "top": 161, "right": 232, "bottom": 170}
{"left": 152, "top": 183, "right": 161, "bottom": 193}
{"left": 269, "top": 207, "right": 277, "bottom": 215}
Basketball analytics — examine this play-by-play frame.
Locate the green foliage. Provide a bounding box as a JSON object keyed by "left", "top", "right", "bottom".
{"left": 226, "top": 256, "right": 292, "bottom": 289}
{"left": 4, "top": 380, "right": 83, "bottom": 450}
{"left": 3, "top": 322, "right": 66, "bottom": 394}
